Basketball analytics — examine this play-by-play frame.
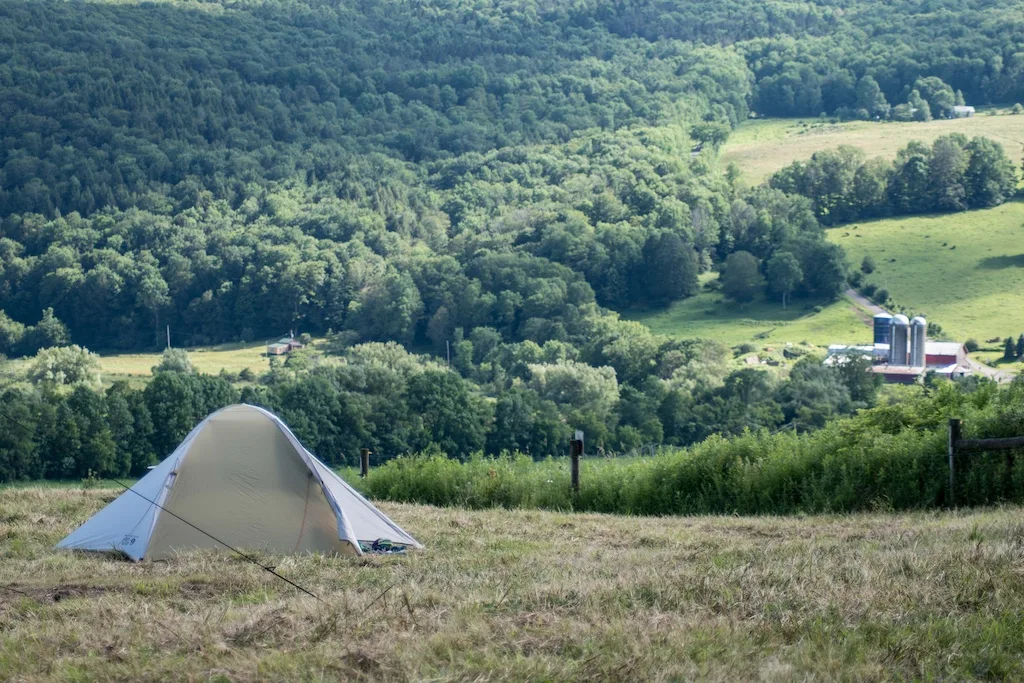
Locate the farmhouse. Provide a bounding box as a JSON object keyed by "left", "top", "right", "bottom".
{"left": 267, "top": 333, "right": 304, "bottom": 356}
{"left": 826, "top": 312, "right": 970, "bottom": 383}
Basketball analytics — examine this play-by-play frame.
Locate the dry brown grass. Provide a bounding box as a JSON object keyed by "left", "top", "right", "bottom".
{"left": 3, "top": 486, "right": 1024, "bottom": 681}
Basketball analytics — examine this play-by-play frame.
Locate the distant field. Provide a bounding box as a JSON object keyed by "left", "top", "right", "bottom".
{"left": 5, "top": 486, "right": 1024, "bottom": 680}
{"left": 633, "top": 274, "right": 872, "bottom": 348}
{"left": 829, "top": 202, "right": 1024, "bottom": 343}
{"left": 723, "top": 112, "right": 1024, "bottom": 184}
{"left": 99, "top": 341, "right": 282, "bottom": 380}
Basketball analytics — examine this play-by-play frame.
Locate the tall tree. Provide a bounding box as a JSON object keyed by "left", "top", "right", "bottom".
{"left": 766, "top": 251, "right": 803, "bottom": 309}
{"left": 964, "top": 137, "right": 1018, "bottom": 208}
{"left": 640, "top": 233, "right": 699, "bottom": 305}
{"left": 855, "top": 75, "right": 889, "bottom": 119}
{"left": 928, "top": 135, "right": 969, "bottom": 212}
{"left": 720, "top": 251, "right": 764, "bottom": 304}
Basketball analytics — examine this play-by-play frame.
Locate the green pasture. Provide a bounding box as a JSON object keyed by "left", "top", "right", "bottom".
{"left": 632, "top": 275, "right": 872, "bottom": 348}
{"left": 723, "top": 111, "right": 1024, "bottom": 184}
{"left": 829, "top": 202, "right": 1024, "bottom": 343}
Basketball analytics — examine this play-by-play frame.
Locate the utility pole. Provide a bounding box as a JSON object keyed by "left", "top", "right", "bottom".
{"left": 446, "top": 340, "right": 451, "bottom": 369}
{"left": 166, "top": 325, "right": 171, "bottom": 349}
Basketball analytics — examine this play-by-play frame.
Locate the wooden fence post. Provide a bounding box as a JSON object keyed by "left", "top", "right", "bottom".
{"left": 948, "top": 418, "right": 962, "bottom": 507}
{"left": 569, "top": 431, "right": 583, "bottom": 498}
{"left": 360, "top": 448, "right": 371, "bottom": 477}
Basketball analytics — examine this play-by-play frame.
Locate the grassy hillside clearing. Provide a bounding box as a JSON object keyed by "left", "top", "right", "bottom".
{"left": 3, "top": 486, "right": 1024, "bottom": 680}
{"left": 723, "top": 112, "right": 1024, "bottom": 184}
{"left": 829, "top": 202, "right": 1024, "bottom": 343}
{"left": 1, "top": 340, "right": 321, "bottom": 387}
{"left": 632, "top": 274, "right": 872, "bottom": 350}
{"left": 98, "top": 341, "right": 274, "bottom": 379}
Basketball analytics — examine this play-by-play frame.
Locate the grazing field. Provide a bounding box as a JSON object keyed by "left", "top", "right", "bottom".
{"left": 632, "top": 275, "right": 872, "bottom": 348}
{"left": 722, "top": 112, "right": 1024, "bottom": 184}
{"left": 829, "top": 202, "right": 1024, "bottom": 343}
{"left": 3, "top": 486, "right": 1024, "bottom": 681}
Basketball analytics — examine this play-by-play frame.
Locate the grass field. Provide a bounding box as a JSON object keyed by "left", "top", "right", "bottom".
{"left": 99, "top": 341, "right": 275, "bottom": 379}
{"left": 722, "top": 112, "right": 1024, "bottom": 184}
{"left": 4, "top": 486, "right": 1024, "bottom": 680}
{"left": 829, "top": 202, "right": 1024, "bottom": 343}
{"left": 632, "top": 274, "right": 872, "bottom": 348}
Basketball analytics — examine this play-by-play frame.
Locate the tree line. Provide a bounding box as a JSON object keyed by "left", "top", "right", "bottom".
{"left": 0, "top": 340, "right": 882, "bottom": 482}
{"left": 770, "top": 136, "right": 1019, "bottom": 226}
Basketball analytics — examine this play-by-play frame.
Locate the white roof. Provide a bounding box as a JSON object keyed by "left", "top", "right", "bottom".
{"left": 953, "top": 105, "right": 975, "bottom": 112}
{"left": 926, "top": 341, "right": 964, "bottom": 356}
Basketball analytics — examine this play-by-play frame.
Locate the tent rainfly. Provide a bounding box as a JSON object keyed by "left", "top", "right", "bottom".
{"left": 57, "top": 404, "right": 421, "bottom": 560}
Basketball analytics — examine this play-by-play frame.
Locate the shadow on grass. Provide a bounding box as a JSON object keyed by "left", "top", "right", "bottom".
{"left": 979, "top": 254, "right": 1024, "bottom": 269}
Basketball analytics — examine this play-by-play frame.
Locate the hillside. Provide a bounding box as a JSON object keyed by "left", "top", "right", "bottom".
{"left": 4, "top": 487, "right": 1024, "bottom": 680}
{"left": 829, "top": 202, "right": 1024, "bottom": 343}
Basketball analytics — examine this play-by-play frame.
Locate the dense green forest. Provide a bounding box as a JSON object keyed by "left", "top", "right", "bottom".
{"left": 1, "top": 0, "right": 1023, "bottom": 476}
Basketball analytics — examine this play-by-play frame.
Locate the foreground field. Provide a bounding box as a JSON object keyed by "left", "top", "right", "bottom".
{"left": 830, "top": 202, "right": 1024, "bottom": 342}
{"left": 3, "top": 487, "right": 1024, "bottom": 681}
{"left": 722, "top": 112, "right": 1024, "bottom": 184}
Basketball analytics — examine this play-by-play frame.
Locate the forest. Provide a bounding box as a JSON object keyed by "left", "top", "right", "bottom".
{"left": 1, "top": 0, "right": 1023, "bottom": 477}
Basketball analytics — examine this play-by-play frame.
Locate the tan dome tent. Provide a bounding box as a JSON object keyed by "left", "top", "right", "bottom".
{"left": 57, "top": 404, "right": 420, "bottom": 560}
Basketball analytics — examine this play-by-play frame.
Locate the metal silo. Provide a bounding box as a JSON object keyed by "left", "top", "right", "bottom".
{"left": 873, "top": 312, "right": 893, "bottom": 345}
{"left": 910, "top": 316, "right": 927, "bottom": 367}
{"left": 889, "top": 314, "right": 910, "bottom": 365}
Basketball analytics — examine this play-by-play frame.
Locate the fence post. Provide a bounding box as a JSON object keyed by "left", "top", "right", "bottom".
{"left": 360, "top": 448, "right": 371, "bottom": 477}
{"left": 569, "top": 431, "right": 583, "bottom": 498}
{"left": 948, "top": 418, "right": 962, "bottom": 507}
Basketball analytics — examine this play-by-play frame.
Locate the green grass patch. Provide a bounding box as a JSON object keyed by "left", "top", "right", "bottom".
{"left": 98, "top": 340, "right": 276, "bottom": 378}
{"left": 631, "top": 275, "right": 872, "bottom": 347}
{"left": 723, "top": 112, "right": 1024, "bottom": 184}
{"left": 829, "top": 202, "right": 1024, "bottom": 342}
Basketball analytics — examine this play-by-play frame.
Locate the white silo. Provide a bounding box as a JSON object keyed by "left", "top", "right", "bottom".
{"left": 889, "top": 314, "right": 910, "bottom": 365}
{"left": 910, "top": 316, "right": 927, "bottom": 367}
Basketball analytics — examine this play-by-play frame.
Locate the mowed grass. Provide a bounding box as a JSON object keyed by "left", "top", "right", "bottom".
{"left": 633, "top": 276, "right": 872, "bottom": 347}
{"left": 829, "top": 202, "right": 1024, "bottom": 342}
{"left": 99, "top": 340, "right": 274, "bottom": 379}
{"left": 4, "top": 486, "right": 1024, "bottom": 680}
{"left": 723, "top": 112, "right": 1024, "bottom": 184}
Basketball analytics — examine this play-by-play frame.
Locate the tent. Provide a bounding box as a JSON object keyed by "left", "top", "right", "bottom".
{"left": 57, "top": 404, "right": 421, "bottom": 560}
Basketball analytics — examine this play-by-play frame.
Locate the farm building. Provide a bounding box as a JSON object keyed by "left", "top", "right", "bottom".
{"left": 267, "top": 334, "right": 304, "bottom": 356}
{"left": 951, "top": 105, "right": 975, "bottom": 118}
{"left": 825, "top": 313, "right": 970, "bottom": 383}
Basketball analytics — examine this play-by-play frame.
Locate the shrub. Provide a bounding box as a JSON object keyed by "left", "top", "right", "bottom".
{"left": 873, "top": 289, "right": 890, "bottom": 304}
{"left": 861, "top": 255, "right": 876, "bottom": 274}
{"left": 1012, "top": 103, "right": 1024, "bottom": 115}
{"left": 861, "top": 283, "right": 877, "bottom": 297}
{"left": 965, "top": 339, "right": 979, "bottom": 353}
